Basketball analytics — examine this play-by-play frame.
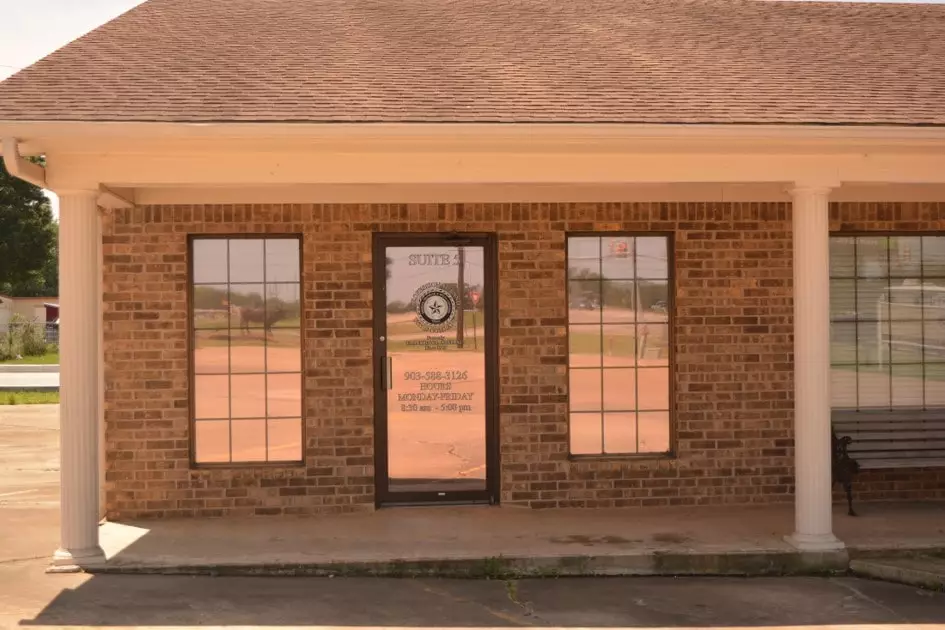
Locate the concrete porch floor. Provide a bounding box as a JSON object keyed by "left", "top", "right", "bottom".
{"left": 93, "top": 501, "right": 945, "bottom": 576}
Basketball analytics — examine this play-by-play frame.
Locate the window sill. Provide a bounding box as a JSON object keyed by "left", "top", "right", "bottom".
{"left": 190, "top": 460, "right": 305, "bottom": 471}
{"left": 568, "top": 451, "right": 676, "bottom": 463}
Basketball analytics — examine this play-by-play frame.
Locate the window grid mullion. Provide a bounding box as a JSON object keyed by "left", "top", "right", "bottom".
{"left": 226, "top": 240, "right": 234, "bottom": 463}
{"left": 598, "top": 237, "right": 605, "bottom": 454}
{"left": 886, "top": 239, "right": 893, "bottom": 412}
{"left": 853, "top": 238, "right": 860, "bottom": 411}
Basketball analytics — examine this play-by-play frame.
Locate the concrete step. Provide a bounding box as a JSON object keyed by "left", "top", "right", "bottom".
{"left": 851, "top": 555, "right": 945, "bottom": 591}
{"left": 90, "top": 550, "right": 851, "bottom": 578}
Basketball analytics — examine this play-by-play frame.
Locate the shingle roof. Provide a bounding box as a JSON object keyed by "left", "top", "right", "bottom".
{"left": 0, "top": 0, "right": 943, "bottom": 125}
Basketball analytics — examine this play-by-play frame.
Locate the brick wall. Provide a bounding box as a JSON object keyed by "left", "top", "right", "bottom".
{"left": 101, "top": 201, "right": 944, "bottom": 519}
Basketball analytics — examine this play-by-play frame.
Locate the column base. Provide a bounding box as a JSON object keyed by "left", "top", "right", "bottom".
{"left": 48, "top": 546, "right": 107, "bottom": 573}
{"left": 784, "top": 532, "right": 845, "bottom": 552}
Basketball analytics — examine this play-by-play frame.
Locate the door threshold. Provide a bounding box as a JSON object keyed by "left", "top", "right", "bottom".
{"left": 378, "top": 500, "right": 494, "bottom": 508}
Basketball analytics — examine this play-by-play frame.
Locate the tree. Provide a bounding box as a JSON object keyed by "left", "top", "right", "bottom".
{"left": 0, "top": 157, "right": 57, "bottom": 297}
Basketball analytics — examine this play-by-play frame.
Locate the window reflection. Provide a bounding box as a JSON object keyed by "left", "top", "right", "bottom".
{"left": 567, "top": 235, "right": 671, "bottom": 455}
{"left": 830, "top": 235, "right": 945, "bottom": 412}
{"left": 191, "top": 237, "right": 303, "bottom": 464}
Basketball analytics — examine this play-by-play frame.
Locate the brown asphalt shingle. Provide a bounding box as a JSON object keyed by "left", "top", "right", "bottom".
{"left": 0, "top": 0, "right": 943, "bottom": 125}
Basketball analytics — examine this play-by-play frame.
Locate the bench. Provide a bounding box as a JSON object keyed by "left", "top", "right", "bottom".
{"left": 832, "top": 410, "right": 945, "bottom": 470}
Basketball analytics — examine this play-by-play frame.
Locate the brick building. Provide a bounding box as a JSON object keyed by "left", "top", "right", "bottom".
{"left": 0, "top": 0, "right": 944, "bottom": 570}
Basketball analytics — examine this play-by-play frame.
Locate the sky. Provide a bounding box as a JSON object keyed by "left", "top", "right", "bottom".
{"left": 1, "top": 0, "right": 943, "bottom": 217}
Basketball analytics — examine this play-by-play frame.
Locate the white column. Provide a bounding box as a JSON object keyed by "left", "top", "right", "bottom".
{"left": 786, "top": 184, "right": 844, "bottom": 552}
{"left": 52, "top": 190, "right": 106, "bottom": 569}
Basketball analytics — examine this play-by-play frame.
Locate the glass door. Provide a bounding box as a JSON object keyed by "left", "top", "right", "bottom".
{"left": 373, "top": 234, "right": 497, "bottom": 505}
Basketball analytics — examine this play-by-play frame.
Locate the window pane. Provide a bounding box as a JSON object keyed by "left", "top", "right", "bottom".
{"left": 193, "top": 285, "right": 230, "bottom": 329}
{"left": 268, "top": 373, "right": 302, "bottom": 417}
{"left": 891, "top": 365, "right": 924, "bottom": 408}
{"left": 638, "top": 412, "right": 671, "bottom": 453}
{"left": 637, "top": 367, "right": 670, "bottom": 410}
{"left": 635, "top": 237, "right": 669, "bottom": 279}
{"left": 887, "top": 281, "right": 925, "bottom": 319}
{"left": 600, "top": 237, "right": 635, "bottom": 279}
{"left": 857, "top": 365, "right": 890, "bottom": 409}
{"left": 925, "top": 283, "right": 945, "bottom": 318}
{"left": 830, "top": 366, "right": 858, "bottom": 408}
{"left": 230, "top": 285, "right": 267, "bottom": 329}
{"left": 926, "top": 366, "right": 945, "bottom": 407}
{"left": 856, "top": 236, "right": 888, "bottom": 278}
{"left": 567, "top": 237, "right": 600, "bottom": 279}
{"left": 889, "top": 236, "right": 923, "bottom": 277}
{"left": 193, "top": 240, "right": 228, "bottom": 284}
{"left": 857, "top": 280, "right": 887, "bottom": 320}
{"left": 230, "top": 339, "right": 266, "bottom": 373}
{"left": 601, "top": 324, "right": 636, "bottom": 367}
{"left": 830, "top": 279, "right": 856, "bottom": 320}
{"left": 600, "top": 280, "right": 636, "bottom": 320}
{"left": 570, "top": 413, "right": 602, "bottom": 455}
{"left": 195, "top": 375, "right": 229, "bottom": 419}
{"left": 268, "top": 418, "right": 303, "bottom": 461}
{"left": 268, "top": 331, "right": 301, "bottom": 373}
{"left": 568, "top": 280, "right": 601, "bottom": 319}
{"left": 194, "top": 331, "right": 229, "bottom": 374}
{"left": 265, "top": 239, "right": 301, "bottom": 282}
{"left": 922, "top": 236, "right": 945, "bottom": 277}
{"left": 856, "top": 321, "right": 884, "bottom": 365}
{"left": 231, "top": 419, "right": 267, "bottom": 462}
{"left": 195, "top": 421, "right": 230, "bottom": 463}
{"left": 569, "top": 325, "right": 601, "bottom": 366}
{"left": 830, "top": 322, "right": 857, "bottom": 364}
{"left": 889, "top": 320, "right": 924, "bottom": 363}
{"left": 230, "top": 374, "right": 267, "bottom": 418}
{"left": 603, "top": 413, "right": 637, "bottom": 454}
{"left": 569, "top": 369, "right": 602, "bottom": 412}
{"left": 229, "top": 239, "right": 265, "bottom": 282}
{"left": 638, "top": 280, "right": 669, "bottom": 323}
{"left": 267, "top": 284, "right": 302, "bottom": 328}
{"left": 829, "top": 237, "right": 856, "bottom": 278}
{"left": 638, "top": 323, "right": 669, "bottom": 365}
{"left": 602, "top": 368, "right": 636, "bottom": 411}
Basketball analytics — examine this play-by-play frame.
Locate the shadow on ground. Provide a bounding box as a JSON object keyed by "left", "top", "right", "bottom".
{"left": 14, "top": 573, "right": 945, "bottom": 627}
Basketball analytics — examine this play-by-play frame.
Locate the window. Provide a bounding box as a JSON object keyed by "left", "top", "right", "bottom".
{"left": 567, "top": 235, "right": 671, "bottom": 455}
{"left": 830, "top": 235, "right": 945, "bottom": 411}
{"left": 190, "top": 236, "right": 303, "bottom": 464}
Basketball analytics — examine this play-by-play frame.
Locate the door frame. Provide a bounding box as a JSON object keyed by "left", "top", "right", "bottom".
{"left": 372, "top": 232, "right": 500, "bottom": 506}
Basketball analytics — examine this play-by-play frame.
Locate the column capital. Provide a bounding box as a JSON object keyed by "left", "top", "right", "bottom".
{"left": 55, "top": 188, "right": 100, "bottom": 201}
{"left": 789, "top": 181, "right": 838, "bottom": 198}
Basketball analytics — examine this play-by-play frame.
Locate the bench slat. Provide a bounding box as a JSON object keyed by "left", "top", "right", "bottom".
{"left": 834, "top": 420, "right": 945, "bottom": 429}
{"left": 852, "top": 449, "right": 945, "bottom": 459}
{"left": 857, "top": 457, "right": 945, "bottom": 470}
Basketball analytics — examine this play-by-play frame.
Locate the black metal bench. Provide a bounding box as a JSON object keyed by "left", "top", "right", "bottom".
{"left": 832, "top": 410, "right": 945, "bottom": 470}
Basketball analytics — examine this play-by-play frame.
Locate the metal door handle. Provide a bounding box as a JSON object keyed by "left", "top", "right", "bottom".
{"left": 384, "top": 356, "right": 393, "bottom": 390}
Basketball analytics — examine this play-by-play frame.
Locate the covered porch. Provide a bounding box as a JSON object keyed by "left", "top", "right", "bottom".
{"left": 2, "top": 124, "right": 945, "bottom": 571}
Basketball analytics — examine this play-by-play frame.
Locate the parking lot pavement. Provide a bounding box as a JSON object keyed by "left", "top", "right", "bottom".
{"left": 1, "top": 404, "right": 944, "bottom": 629}
{"left": 1, "top": 569, "right": 944, "bottom": 629}
{"left": 0, "top": 404, "right": 60, "bottom": 566}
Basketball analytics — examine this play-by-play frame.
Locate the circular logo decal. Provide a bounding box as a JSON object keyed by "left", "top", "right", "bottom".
{"left": 412, "top": 283, "right": 457, "bottom": 333}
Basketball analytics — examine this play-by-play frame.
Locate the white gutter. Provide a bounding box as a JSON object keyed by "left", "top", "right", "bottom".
{"left": 3, "top": 122, "right": 945, "bottom": 156}
{"left": 1, "top": 137, "right": 46, "bottom": 187}
{"left": 2, "top": 136, "right": 134, "bottom": 208}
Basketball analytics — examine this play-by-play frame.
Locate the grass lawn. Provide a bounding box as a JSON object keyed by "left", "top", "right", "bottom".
{"left": 0, "top": 352, "right": 59, "bottom": 365}
{"left": 0, "top": 390, "right": 60, "bottom": 405}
